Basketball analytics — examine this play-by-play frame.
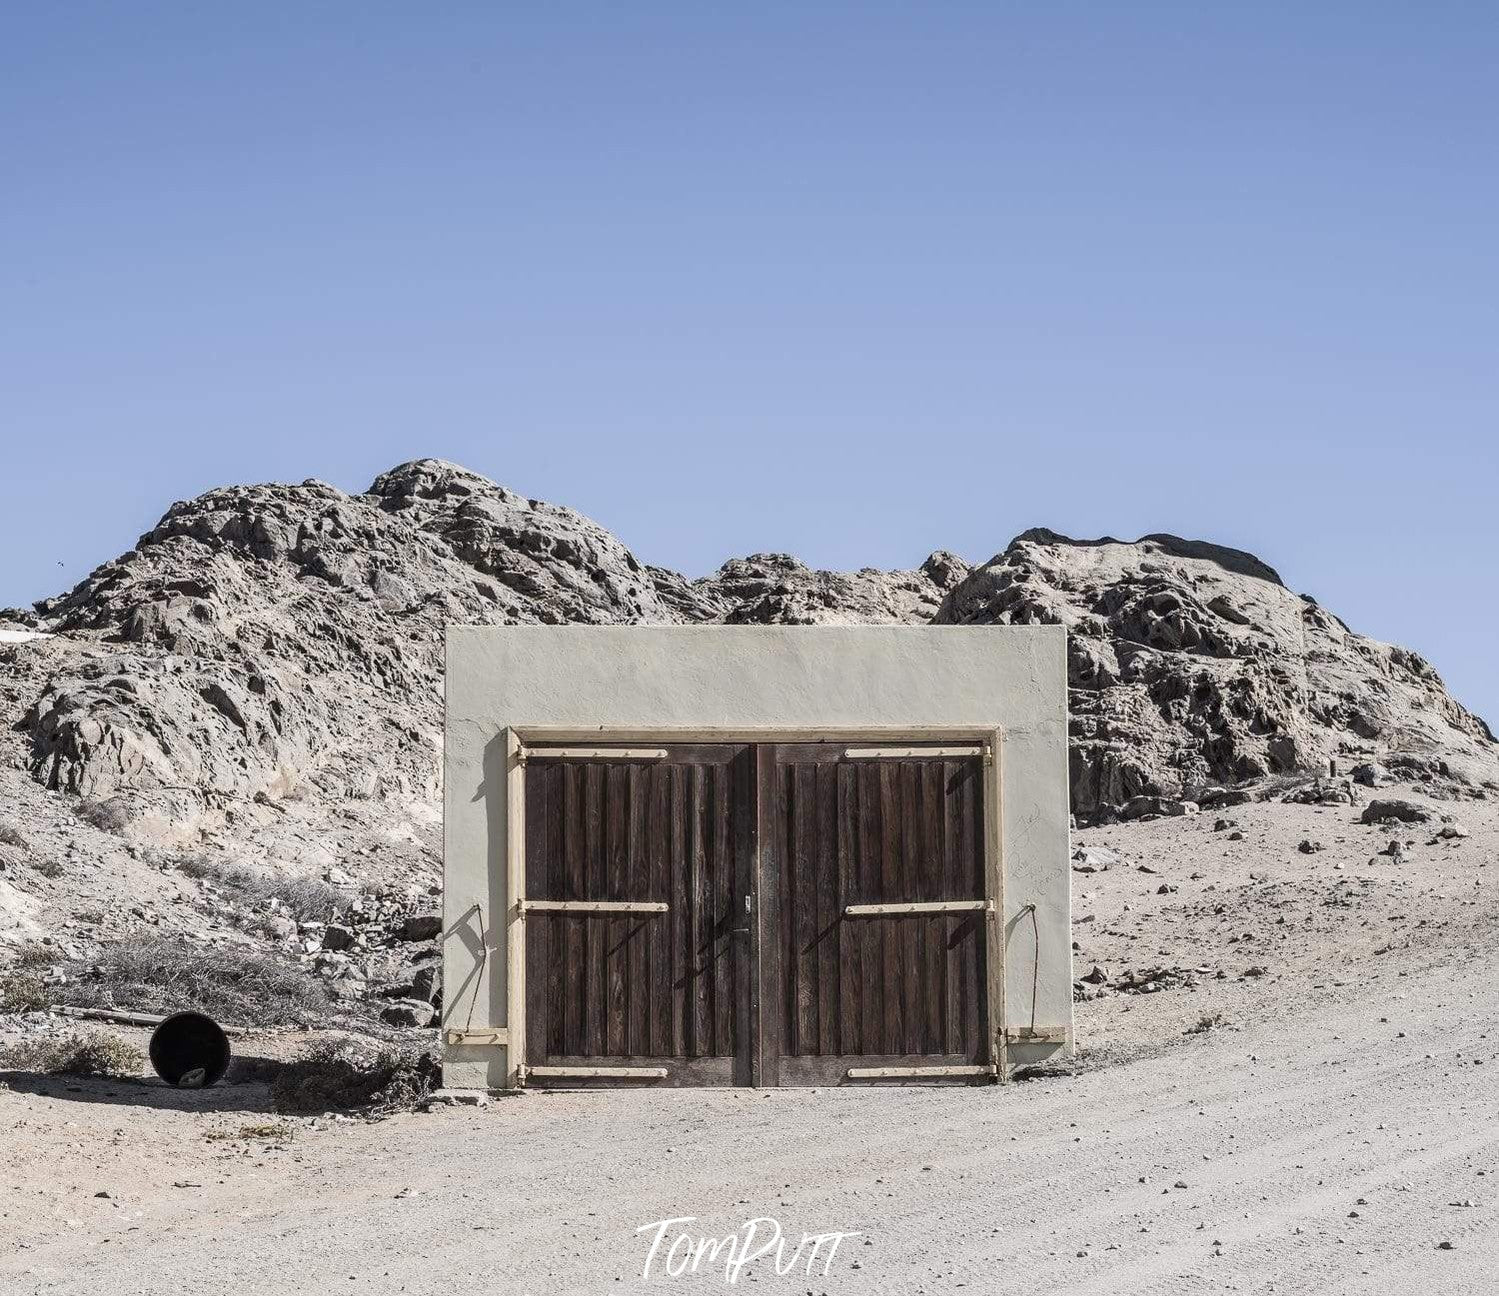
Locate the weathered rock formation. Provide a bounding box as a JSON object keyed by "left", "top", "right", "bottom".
{"left": 2, "top": 460, "right": 1493, "bottom": 844}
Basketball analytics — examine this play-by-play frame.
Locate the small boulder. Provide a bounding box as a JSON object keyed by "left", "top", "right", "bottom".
{"left": 1361, "top": 800, "right": 1433, "bottom": 826}
{"left": 411, "top": 963, "right": 441, "bottom": 1004}
{"left": 321, "top": 924, "right": 355, "bottom": 951}
{"left": 400, "top": 914, "right": 443, "bottom": 942}
{"left": 380, "top": 1000, "right": 436, "bottom": 1028}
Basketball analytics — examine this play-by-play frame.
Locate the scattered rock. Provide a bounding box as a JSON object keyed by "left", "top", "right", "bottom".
{"left": 400, "top": 915, "right": 442, "bottom": 942}
{"left": 1361, "top": 800, "right": 1433, "bottom": 826}
{"left": 380, "top": 1000, "right": 436, "bottom": 1028}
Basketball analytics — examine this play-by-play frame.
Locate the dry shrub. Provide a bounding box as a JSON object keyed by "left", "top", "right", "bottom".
{"left": 1, "top": 1031, "right": 144, "bottom": 1076}
{"left": 0, "top": 944, "right": 55, "bottom": 1013}
{"left": 1186, "top": 1012, "right": 1227, "bottom": 1035}
{"left": 0, "top": 971, "right": 48, "bottom": 1013}
{"left": 271, "top": 1038, "right": 437, "bottom": 1116}
{"left": 177, "top": 855, "right": 354, "bottom": 924}
{"left": 205, "top": 1121, "right": 294, "bottom": 1142}
{"left": 75, "top": 797, "right": 134, "bottom": 834}
{"left": 55, "top": 937, "right": 334, "bottom": 1027}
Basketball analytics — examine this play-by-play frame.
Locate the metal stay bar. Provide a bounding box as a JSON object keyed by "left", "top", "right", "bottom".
{"left": 841, "top": 745, "right": 985, "bottom": 759}
{"left": 526, "top": 1065, "right": 668, "bottom": 1080}
{"left": 844, "top": 900, "right": 992, "bottom": 917}
{"left": 520, "top": 747, "right": 669, "bottom": 762}
{"left": 520, "top": 900, "right": 668, "bottom": 915}
{"left": 846, "top": 1064, "right": 997, "bottom": 1079}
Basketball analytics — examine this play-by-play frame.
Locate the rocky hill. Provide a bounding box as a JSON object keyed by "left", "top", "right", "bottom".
{"left": 1, "top": 457, "right": 1493, "bottom": 861}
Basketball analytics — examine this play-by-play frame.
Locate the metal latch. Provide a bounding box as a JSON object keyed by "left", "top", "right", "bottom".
{"left": 444, "top": 1027, "right": 509, "bottom": 1047}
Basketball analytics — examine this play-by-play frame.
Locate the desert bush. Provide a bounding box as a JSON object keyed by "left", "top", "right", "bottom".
{"left": 178, "top": 855, "right": 354, "bottom": 924}
{"left": 0, "top": 970, "right": 48, "bottom": 1013}
{"left": 0, "top": 1031, "right": 144, "bottom": 1076}
{"left": 0, "top": 944, "right": 55, "bottom": 1013}
{"left": 54, "top": 937, "right": 335, "bottom": 1027}
{"left": 1186, "top": 1012, "right": 1226, "bottom": 1035}
{"left": 75, "top": 797, "right": 134, "bottom": 834}
{"left": 205, "top": 1121, "right": 294, "bottom": 1142}
{"left": 270, "top": 1037, "right": 437, "bottom": 1116}
{"left": 28, "top": 857, "right": 64, "bottom": 879}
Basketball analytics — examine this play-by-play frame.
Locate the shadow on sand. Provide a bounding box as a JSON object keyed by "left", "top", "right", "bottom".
{"left": 0, "top": 1060, "right": 283, "bottom": 1114}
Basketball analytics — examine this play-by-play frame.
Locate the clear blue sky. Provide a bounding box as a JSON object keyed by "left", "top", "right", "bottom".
{"left": 2, "top": 3, "right": 1494, "bottom": 723}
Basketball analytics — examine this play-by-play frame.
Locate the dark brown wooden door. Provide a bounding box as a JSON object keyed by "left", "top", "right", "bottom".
{"left": 758, "top": 744, "right": 991, "bottom": 1085}
{"left": 523, "top": 745, "right": 754, "bottom": 1087}
{"left": 522, "top": 742, "right": 989, "bottom": 1087}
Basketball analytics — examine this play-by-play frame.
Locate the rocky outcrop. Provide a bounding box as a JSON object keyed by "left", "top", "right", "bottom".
{"left": 4, "top": 463, "right": 1494, "bottom": 841}
{"left": 698, "top": 551, "right": 968, "bottom": 625}
{"left": 935, "top": 531, "right": 1496, "bottom": 815}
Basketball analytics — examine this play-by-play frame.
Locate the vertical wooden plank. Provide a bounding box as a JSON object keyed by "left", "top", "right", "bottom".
{"left": 523, "top": 760, "right": 548, "bottom": 1067}
{"left": 627, "top": 766, "right": 648, "bottom": 1056}
{"left": 735, "top": 746, "right": 756, "bottom": 1087}
{"left": 690, "top": 763, "right": 711, "bottom": 1055}
{"left": 858, "top": 762, "right": 882, "bottom": 1054}
{"left": 504, "top": 730, "right": 526, "bottom": 1085}
{"left": 605, "top": 764, "right": 627, "bottom": 1056}
{"left": 755, "top": 744, "right": 779, "bottom": 1087}
{"left": 921, "top": 761, "right": 945, "bottom": 1055}
{"left": 878, "top": 762, "right": 903, "bottom": 1054}
{"left": 648, "top": 763, "right": 670, "bottom": 1057}
{"left": 985, "top": 730, "right": 1006, "bottom": 1077}
{"left": 836, "top": 761, "right": 859, "bottom": 1056}
{"left": 712, "top": 758, "right": 733, "bottom": 1057}
{"left": 669, "top": 764, "right": 687, "bottom": 1056}
{"left": 545, "top": 765, "right": 565, "bottom": 1057}
{"left": 942, "top": 760, "right": 964, "bottom": 1056}
{"left": 898, "top": 761, "right": 922, "bottom": 1054}
{"left": 814, "top": 761, "right": 838, "bottom": 1055}
{"left": 562, "top": 762, "right": 584, "bottom": 1057}
{"left": 584, "top": 762, "right": 605, "bottom": 1057}
{"left": 791, "top": 762, "right": 818, "bottom": 1054}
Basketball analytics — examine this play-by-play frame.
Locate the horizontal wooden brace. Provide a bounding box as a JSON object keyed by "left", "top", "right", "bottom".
{"left": 841, "top": 745, "right": 985, "bottom": 759}
{"left": 846, "top": 1064, "right": 997, "bottom": 1079}
{"left": 844, "top": 900, "right": 992, "bottom": 916}
{"left": 443, "top": 1027, "right": 509, "bottom": 1047}
{"left": 526, "top": 1065, "right": 669, "bottom": 1080}
{"left": 520, "top": 900, "right": 669, "bottom": 914}
{"left": 521, "top": 747, "right": 668, "bottom": 761}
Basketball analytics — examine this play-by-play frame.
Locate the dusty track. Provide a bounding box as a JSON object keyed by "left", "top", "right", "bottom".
{"left": 4, "top": 951, "right": 1497, "bottom": 1295}
{"left": 4, "top": 796, "right": 1497, "bottom": 1295}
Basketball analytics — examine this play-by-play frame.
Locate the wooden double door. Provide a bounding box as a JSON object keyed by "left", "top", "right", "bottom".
{"left": 521, "top": 742, "right": 994, "bottom": 1087}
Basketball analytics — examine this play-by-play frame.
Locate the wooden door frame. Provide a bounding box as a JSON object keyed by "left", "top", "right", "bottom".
{"left": 504, "top": 726, "right": 1006, "bottom": 1088}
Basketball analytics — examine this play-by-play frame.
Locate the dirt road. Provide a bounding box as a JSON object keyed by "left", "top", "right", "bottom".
{"left": 4, "top": 944, "right": 1497, "bottom": 1295}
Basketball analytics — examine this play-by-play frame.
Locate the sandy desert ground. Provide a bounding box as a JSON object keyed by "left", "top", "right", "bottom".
{"left": 3, "top": 793, "right": 1496, "bottom": 1296}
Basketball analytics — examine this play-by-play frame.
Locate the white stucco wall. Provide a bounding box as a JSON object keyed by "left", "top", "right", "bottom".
{"left": 443, "top": 624, "right": 1071, "bottom": 1088}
